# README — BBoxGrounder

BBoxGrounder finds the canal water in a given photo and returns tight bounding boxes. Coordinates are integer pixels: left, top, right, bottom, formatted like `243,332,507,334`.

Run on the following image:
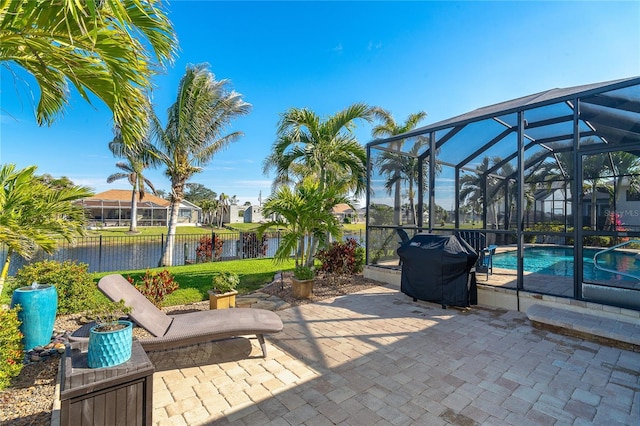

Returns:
2,232,364,275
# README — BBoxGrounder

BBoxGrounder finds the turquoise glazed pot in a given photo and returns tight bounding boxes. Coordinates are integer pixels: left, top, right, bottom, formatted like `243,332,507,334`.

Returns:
10,284,58,351
87,320,133,368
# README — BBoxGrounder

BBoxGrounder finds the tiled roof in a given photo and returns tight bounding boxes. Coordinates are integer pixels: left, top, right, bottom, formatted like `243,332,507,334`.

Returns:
332,203,355,214
83,189,171,207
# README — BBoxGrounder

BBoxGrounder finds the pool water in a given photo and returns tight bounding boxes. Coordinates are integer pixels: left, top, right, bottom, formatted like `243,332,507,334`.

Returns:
491,246,640,282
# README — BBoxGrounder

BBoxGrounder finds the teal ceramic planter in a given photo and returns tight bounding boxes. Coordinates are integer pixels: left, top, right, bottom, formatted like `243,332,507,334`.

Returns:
87,320,133,368
10,284,58,351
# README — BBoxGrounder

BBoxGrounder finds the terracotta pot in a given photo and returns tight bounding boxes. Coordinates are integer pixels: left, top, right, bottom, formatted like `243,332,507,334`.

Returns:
291,278,314,299
207,289,238,309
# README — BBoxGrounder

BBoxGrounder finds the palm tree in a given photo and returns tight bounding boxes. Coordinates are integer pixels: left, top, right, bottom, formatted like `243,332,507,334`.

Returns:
107,130,158,233
263,104,374,264
371,109,427,225
537,147,624,230
0,164,93,280
151,64,251,266
217,193,230,228
0,1,177,147
258,178,350,267
199,199,217,225
375,136,428,226
263,103,374,196
460,156,505,228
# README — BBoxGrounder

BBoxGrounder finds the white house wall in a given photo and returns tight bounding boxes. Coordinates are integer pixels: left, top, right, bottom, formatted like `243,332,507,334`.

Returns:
615,178,640,229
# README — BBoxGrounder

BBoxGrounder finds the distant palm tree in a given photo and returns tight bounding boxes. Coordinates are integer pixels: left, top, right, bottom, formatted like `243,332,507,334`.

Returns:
375,137,428,226
151,64,251,266
199,199,217,225
537,147,640,230
0,0,177,147
217,193,230,228
371,109,427,225
0,164,93,280
460,156,507,228
107,129,158,233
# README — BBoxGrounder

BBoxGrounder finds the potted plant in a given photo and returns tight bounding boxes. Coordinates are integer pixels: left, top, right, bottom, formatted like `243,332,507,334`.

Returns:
292,265,315,299
208,271,239,309
86,300,133,369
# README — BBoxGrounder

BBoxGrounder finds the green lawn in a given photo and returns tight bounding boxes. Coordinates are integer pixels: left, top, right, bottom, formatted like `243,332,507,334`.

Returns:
88,222,365,236
225,223,261,231
86,225,246,236
341,223,365,233
93,258,295,307
1,258,295,310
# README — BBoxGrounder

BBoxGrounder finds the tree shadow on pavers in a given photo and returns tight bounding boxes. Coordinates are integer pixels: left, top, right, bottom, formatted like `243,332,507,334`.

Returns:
179,287,640,425
270,287,468,367
148,337,260,372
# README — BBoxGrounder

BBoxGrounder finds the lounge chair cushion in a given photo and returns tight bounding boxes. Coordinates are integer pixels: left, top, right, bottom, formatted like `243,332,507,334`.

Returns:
140,308,283,352
98,274,172,337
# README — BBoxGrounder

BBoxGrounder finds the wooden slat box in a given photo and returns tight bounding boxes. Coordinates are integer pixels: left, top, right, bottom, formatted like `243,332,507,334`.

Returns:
60,340,154,426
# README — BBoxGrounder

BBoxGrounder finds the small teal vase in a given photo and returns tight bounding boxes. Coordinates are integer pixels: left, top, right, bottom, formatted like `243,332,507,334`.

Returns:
11,284,58,351
87,320,133,368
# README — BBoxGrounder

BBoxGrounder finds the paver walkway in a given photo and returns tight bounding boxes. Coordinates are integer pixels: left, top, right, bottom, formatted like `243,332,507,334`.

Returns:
150,285,640,425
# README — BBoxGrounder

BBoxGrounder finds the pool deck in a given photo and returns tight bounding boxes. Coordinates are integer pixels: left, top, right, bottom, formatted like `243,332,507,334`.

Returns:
137,283,638,424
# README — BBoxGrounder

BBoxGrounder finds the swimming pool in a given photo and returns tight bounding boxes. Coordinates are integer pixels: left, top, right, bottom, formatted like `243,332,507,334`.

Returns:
491,246,640,282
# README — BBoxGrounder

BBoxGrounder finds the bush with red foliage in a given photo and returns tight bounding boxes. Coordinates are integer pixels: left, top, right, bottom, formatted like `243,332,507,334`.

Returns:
316,238,365,281
127,269,178,308
195,235,224,262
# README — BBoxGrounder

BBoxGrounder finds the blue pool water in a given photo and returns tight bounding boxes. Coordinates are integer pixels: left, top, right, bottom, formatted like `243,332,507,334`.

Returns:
492,246,640,282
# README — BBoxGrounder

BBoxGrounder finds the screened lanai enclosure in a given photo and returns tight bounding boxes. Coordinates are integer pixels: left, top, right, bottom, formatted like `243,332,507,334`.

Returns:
366,77,640,311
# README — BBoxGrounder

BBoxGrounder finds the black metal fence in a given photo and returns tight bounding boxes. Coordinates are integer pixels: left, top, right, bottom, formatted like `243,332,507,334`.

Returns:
3,230,364,275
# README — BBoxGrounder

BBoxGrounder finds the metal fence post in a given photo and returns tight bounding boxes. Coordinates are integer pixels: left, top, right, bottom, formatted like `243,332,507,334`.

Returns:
184,242,188,264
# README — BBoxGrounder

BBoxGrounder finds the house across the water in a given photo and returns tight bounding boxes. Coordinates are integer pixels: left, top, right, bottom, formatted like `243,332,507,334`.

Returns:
76,189,201,227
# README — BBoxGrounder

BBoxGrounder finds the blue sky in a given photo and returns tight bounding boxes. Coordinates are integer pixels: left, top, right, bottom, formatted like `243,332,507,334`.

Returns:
1,1,639,206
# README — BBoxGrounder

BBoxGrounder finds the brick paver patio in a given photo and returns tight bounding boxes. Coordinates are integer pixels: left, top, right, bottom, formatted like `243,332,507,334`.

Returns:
150,285,640,425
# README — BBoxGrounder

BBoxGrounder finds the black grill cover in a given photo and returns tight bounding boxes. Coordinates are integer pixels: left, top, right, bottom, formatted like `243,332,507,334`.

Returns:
397,233,479,308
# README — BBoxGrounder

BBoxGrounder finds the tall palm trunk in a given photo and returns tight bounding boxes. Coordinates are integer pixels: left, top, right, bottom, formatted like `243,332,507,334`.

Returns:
130,186,139,232
160,200,180,266
408,179,416,226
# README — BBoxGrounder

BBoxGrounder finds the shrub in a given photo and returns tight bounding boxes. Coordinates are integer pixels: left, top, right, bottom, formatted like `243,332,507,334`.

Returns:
583,233,612,248
242,232,268,259
14,260,95,314
316,238,365,277
127,269,178,308
195,235,224,262
0,307,24,390
293,265,315,280
87,300,131,332
211,271,239,293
